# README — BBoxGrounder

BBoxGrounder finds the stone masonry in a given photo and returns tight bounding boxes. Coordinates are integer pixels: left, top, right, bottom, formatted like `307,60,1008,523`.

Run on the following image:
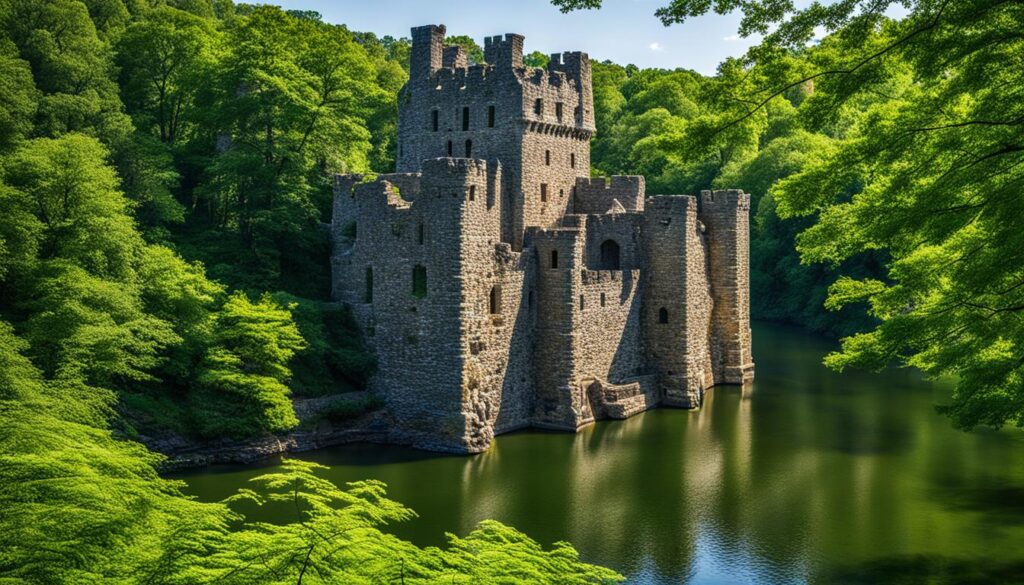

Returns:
331,24,754,453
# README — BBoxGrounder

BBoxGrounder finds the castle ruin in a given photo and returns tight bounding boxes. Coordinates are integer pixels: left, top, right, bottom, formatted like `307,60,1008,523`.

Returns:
331,25,754,453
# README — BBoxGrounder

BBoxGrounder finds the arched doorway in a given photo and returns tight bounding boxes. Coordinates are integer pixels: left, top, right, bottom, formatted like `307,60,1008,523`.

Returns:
600,239,621,270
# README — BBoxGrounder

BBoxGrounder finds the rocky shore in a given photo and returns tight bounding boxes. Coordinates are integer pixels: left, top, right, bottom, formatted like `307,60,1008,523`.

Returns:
142,393,391,471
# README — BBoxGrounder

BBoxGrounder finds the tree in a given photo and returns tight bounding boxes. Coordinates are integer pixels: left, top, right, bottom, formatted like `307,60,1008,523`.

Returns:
191,292,306,437
446,34,484,64
117,6,217,146
555,0,1024,430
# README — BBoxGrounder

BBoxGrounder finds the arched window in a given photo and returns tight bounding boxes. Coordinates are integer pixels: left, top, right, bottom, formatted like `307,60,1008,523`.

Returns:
600,292,606,307
432,109,439,132
659,307,669,324
489,286,501,314
365,267,373,303
469,185,476,201
600,239,621,270
462,106,470,131
545,150,551,166
412,265,427,298
570,152,576,169
550,250,558,269
417,223,425,245
488,105,496,127
465,139,472,158
579,294,585,311
447,140,453,156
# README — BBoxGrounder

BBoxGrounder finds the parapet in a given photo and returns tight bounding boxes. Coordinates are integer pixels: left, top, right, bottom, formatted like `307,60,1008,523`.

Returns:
575,176,645,214
411,24,446,80
443,45,468,69
484,33,524,69
699,189,751,211
646,194,699,214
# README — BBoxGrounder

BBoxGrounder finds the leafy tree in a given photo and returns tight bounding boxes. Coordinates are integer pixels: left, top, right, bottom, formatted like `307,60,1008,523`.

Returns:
556,0,1024,429
191,291,305,437
524,49,550,68
446,34,484,64
117,6,217,146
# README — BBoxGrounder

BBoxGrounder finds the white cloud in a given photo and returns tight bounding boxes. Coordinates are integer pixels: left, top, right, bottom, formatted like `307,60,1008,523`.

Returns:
723,34,740,42
648,42,664,52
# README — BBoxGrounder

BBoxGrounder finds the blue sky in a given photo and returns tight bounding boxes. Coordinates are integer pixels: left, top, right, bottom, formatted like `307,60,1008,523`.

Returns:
265,0,763,74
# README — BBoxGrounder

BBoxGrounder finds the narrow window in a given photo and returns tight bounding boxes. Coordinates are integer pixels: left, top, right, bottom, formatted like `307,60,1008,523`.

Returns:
545,150,551,166
462,106,470,131
447,140,453,156
469,185,476,201
540,183,548,203
559,188,564,198
488,105,495,127
528,290,535,308
550,250,558,269
600,292,606,307
412,265,427,298
432,110,439,132
556,102,564,122
365,267,373,303
570,152,576,169
659,307,669,324
534,98,543,116
489,286,501,314
417,223,425,245
579,294,585,311
465,139,472,158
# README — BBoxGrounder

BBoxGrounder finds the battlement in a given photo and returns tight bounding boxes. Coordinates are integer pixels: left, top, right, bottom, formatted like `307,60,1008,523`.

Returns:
699,189,751,211
575,176,645,214
646,194,700,213
484,33,524,69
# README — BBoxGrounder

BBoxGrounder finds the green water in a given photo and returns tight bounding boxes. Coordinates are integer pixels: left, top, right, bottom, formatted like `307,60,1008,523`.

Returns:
175,324,1024,583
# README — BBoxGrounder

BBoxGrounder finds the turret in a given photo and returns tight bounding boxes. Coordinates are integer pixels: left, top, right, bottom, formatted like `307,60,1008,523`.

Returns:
549,52,595,131
484,34,524,69
411,24,445,81
699,190,754,384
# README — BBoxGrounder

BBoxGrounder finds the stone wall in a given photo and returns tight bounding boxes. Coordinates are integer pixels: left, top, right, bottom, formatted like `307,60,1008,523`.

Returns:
699,189,755,385
574,176,646,215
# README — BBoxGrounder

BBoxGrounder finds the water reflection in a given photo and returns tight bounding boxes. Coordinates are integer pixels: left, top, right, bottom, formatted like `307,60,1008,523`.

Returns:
175,324,1024,584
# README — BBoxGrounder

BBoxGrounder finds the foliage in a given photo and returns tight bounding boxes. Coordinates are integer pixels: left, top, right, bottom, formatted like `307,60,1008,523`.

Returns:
446,34,484,64
191,292,305,437
558,0,1024,430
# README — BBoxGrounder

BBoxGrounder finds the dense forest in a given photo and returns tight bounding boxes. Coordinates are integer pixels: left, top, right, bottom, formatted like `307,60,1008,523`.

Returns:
2,0,1021,581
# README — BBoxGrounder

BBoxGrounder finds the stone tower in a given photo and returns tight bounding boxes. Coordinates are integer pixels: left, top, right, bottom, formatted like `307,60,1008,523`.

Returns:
331,25,753,453
398,24,595,249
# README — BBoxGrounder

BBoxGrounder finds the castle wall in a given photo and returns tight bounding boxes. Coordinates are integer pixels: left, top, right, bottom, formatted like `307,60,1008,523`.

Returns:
575,176,645,214
529,227,585,429
643,195,714,407
574,269,645,391
516,128,590,248
699,190,755,384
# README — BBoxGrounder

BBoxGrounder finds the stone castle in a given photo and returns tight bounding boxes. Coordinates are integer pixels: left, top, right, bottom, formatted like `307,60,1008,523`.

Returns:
331,24,753,453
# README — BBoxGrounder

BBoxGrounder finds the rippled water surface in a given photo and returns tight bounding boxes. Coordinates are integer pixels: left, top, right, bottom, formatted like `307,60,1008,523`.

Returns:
175,324,1024,583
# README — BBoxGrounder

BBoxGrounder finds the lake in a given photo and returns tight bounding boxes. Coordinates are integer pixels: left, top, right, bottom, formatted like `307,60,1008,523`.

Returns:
174,323,1024,583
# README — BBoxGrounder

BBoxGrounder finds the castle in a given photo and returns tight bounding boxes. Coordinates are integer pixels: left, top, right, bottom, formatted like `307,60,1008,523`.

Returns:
331,25,754,453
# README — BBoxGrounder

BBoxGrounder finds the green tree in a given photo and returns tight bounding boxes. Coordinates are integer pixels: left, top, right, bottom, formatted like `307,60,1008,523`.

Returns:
191,291,306,437
556,0,1024,429
446,34,484,64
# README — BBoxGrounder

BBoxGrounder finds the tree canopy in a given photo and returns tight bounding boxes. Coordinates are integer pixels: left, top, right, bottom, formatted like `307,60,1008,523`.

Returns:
556,0,1024,429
